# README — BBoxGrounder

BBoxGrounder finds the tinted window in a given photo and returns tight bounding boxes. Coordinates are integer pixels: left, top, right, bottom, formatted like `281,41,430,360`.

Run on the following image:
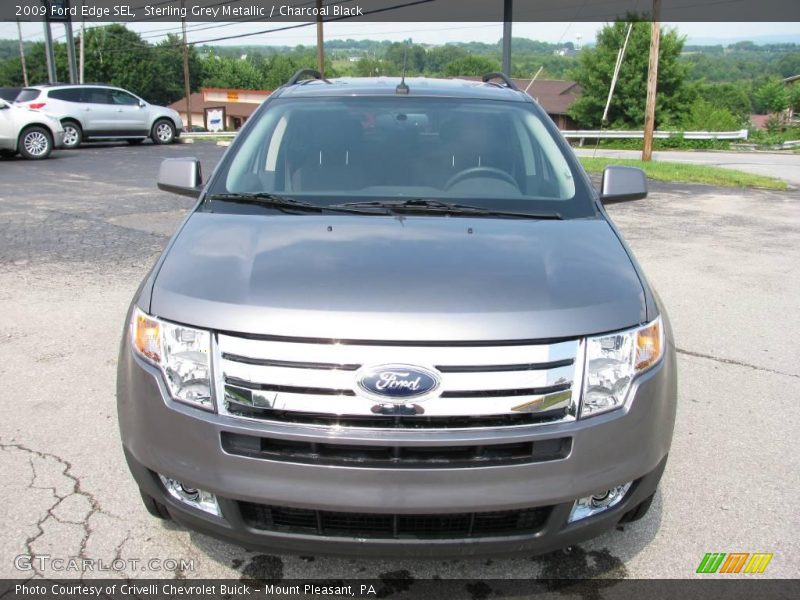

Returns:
15,89,41,103
210,96,592,217
109,89,140,105
85,87,112,104
49,88,83,102
0,87,22,102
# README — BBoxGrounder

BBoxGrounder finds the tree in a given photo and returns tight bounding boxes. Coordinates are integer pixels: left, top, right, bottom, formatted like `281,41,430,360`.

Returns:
443,55,500,77
148,34,202,106
425,46,467,74
384,42,426,74
689,81,751,124
201,54,264,89
681,98,742,131
790,84,800,113
0,41,70,86
82,25,154,99
568,20,689,129
754,78,790,114
354,57,388,77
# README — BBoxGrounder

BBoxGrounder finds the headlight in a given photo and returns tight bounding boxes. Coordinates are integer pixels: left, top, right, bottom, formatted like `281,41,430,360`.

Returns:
581,316,664,418
131,308,213,410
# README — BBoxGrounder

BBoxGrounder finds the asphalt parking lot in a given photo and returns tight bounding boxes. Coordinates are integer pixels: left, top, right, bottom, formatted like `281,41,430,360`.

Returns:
1,143,798,583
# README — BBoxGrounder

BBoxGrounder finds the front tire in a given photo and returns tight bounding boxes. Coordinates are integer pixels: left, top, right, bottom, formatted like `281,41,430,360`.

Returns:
61,120,82,149
151,119,176,145
18,126,53,160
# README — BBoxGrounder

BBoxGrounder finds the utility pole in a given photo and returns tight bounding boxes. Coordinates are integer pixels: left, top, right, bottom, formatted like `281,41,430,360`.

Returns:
502,0,512,76
42,19,57,84
642,0,661,162
64,20,78,84
181,0,192,130
79,1,85,83
16,18,29,87
316,0,324,76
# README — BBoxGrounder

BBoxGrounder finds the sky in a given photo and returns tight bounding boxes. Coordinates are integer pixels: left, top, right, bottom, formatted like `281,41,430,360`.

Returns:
2,21,800,47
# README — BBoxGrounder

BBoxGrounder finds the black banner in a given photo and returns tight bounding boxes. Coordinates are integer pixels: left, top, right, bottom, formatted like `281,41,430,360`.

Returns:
5,0,800,23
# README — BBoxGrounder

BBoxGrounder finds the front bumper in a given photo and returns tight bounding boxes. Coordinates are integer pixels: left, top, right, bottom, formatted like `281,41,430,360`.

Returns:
117,327,677,558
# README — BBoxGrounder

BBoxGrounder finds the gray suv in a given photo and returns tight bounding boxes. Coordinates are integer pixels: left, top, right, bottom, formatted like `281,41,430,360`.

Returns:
117,71,676,557
16,84,182,148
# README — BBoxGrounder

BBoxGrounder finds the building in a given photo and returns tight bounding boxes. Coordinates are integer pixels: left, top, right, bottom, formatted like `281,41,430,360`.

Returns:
168,88,271,131
461,77,581,129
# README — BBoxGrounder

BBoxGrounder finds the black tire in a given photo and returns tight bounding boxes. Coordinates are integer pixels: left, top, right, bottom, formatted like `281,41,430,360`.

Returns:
619,493,655,523
126,138,145,145
61,120,82,149
18,126,53,160
151,119,176,145
139,490,172,520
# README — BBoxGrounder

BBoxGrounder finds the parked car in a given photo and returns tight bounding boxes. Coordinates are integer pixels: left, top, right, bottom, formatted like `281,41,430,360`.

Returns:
0,97,63,159
16,84,182,148
0,87,22,102
117,71,676,557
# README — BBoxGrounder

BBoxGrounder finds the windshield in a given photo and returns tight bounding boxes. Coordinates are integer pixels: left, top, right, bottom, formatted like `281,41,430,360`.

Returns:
207,96,594,218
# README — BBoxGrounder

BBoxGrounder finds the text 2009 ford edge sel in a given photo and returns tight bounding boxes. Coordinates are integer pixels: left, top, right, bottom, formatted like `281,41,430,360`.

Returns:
117,71,677,557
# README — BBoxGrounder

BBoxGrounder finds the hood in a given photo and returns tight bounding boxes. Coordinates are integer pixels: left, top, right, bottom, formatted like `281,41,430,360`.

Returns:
150,213,646,341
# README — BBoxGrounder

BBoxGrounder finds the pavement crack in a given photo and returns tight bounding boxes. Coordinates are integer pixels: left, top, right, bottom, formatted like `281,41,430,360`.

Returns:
0,440,122,576
676,347,799,379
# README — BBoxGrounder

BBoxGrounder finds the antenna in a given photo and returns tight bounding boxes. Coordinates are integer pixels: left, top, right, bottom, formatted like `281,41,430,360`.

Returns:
396,45,409,95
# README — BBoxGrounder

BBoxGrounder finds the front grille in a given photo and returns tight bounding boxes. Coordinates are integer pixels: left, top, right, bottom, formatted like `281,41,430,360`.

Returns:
239,502,552,539
221,431,571,468
223,404,569,429
216,333,583,429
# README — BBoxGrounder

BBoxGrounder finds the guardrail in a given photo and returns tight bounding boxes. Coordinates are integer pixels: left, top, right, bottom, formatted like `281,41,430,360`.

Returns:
562,129,749,141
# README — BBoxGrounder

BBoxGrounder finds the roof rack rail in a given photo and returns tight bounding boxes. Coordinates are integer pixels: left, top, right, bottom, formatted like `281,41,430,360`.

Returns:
481,72,520,91
286,69,331,86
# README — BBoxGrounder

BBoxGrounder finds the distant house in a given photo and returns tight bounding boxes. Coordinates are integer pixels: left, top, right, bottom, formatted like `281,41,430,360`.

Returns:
460,76,581,129
168,88,271,131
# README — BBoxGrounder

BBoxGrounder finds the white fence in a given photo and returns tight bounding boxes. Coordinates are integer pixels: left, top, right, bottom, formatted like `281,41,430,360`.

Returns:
562,129,749,141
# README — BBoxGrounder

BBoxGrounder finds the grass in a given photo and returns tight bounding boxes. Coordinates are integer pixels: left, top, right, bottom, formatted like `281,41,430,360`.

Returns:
579,157,788,191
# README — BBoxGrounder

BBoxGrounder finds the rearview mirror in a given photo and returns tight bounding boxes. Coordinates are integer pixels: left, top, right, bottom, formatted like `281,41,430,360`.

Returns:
157,158,203,198
600,166,647,204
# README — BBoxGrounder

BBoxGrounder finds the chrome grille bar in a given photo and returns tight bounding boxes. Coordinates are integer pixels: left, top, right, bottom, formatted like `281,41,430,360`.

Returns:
216,333,583,426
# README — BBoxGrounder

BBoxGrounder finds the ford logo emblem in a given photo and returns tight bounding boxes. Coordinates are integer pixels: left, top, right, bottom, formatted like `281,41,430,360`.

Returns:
355,364,441,403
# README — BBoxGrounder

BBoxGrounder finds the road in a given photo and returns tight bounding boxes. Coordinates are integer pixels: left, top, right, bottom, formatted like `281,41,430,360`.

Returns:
574,148,800,187
0,144,799,585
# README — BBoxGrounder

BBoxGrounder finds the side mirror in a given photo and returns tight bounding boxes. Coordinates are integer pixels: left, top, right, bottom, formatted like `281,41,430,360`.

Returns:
0,102,9,110
138,100,146,108
157,158,203,198
600,166,647,204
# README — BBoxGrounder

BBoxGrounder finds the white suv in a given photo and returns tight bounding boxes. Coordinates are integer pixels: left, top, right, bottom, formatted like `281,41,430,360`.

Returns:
16,84,183,149
0,97,64,160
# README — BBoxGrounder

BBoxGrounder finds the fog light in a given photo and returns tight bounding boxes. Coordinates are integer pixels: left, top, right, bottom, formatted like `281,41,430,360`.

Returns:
159,475,220,516
568,482,632,523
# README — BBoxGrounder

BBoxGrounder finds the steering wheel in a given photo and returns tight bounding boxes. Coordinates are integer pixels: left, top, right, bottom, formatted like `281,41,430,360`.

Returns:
445,166,519,190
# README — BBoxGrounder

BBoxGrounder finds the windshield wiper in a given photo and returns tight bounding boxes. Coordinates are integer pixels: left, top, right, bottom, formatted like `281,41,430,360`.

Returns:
207,193,390,215
332,198,562,220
